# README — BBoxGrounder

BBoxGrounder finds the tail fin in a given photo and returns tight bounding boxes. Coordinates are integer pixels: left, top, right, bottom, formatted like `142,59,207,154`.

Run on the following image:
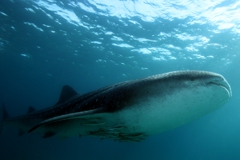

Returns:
0,102,10,134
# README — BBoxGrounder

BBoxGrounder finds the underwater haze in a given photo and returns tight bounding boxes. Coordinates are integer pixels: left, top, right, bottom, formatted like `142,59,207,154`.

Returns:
0,0,240,159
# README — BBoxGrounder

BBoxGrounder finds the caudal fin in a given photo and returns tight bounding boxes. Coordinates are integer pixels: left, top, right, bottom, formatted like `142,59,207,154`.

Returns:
1,102,10,120
0,102,10,134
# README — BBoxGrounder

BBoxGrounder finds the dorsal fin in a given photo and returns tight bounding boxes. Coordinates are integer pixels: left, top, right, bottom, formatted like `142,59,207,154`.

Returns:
55,85,78,105
27,106,36,114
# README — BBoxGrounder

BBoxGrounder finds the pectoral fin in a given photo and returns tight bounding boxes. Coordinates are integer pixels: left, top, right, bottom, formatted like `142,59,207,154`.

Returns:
28,108,104,133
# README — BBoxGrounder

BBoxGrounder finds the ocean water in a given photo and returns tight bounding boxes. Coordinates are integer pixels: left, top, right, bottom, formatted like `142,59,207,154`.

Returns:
0,0,240,159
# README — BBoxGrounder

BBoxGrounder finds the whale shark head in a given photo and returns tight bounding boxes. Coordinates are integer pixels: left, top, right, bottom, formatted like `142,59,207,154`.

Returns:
116,70,232,136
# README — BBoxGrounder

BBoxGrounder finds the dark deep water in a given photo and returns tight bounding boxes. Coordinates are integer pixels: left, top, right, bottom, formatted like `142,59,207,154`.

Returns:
0,0,240,159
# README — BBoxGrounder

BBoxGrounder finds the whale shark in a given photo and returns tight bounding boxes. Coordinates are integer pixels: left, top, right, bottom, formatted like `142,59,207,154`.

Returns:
0,70,232,142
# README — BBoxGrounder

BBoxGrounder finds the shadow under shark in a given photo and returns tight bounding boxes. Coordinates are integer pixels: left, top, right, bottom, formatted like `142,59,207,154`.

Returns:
0,70,232,142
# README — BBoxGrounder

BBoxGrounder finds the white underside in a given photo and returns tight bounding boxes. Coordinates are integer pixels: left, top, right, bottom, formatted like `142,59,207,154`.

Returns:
115,84,230,135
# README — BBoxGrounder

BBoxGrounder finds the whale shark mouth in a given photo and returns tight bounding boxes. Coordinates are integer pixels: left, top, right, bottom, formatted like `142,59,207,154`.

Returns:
206,81,232,97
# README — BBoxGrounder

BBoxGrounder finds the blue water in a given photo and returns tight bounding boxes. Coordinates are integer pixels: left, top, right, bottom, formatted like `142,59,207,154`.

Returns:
0,0,240,159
